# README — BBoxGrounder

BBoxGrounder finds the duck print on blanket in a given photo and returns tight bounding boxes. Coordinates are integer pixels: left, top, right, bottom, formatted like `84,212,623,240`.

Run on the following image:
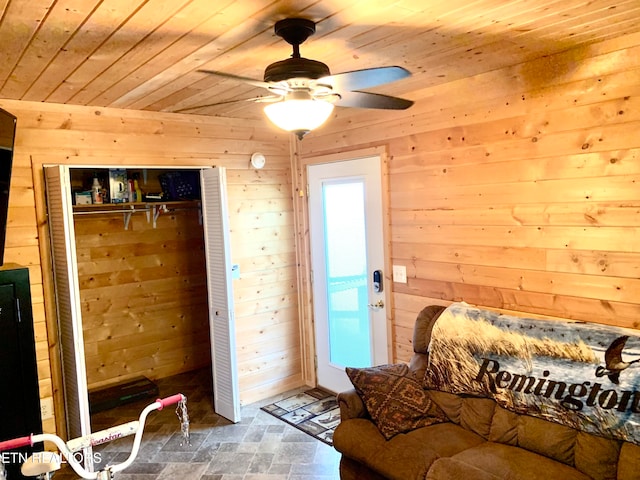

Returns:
424,302,640,445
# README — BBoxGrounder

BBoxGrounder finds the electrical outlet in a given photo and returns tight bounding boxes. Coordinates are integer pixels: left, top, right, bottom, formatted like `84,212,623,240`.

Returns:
392,265,407,284
40,397,54,420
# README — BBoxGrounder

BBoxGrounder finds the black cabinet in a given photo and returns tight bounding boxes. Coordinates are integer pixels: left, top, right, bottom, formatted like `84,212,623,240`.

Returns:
0,267,42,480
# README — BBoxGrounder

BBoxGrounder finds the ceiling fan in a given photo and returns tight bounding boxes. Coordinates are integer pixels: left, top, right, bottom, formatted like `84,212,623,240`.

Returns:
178,18,414,139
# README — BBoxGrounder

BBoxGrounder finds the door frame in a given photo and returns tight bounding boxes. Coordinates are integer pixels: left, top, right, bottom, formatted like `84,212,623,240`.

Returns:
291,146,393,387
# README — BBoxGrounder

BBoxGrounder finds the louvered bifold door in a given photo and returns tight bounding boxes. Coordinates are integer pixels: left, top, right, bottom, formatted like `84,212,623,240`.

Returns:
200,167,241,423
44,166,93,459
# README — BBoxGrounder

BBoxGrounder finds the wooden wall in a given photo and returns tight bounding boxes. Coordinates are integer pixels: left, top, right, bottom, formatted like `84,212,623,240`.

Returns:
4,28,640,437
0,99,299,435
74,202,210,390
297,32,640,365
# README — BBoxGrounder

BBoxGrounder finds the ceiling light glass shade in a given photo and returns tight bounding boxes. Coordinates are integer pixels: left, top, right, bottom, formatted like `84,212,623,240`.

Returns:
264,97,334,139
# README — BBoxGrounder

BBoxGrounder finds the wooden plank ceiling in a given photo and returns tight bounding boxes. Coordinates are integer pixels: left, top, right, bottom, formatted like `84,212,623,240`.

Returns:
1,0,640,121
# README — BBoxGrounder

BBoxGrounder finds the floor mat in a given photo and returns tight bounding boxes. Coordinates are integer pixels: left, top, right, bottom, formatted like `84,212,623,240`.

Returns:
261,388,339,446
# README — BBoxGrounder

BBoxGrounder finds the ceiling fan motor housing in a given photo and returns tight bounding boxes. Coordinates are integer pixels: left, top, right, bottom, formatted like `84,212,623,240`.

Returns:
265,18,331,83
264,57,330,82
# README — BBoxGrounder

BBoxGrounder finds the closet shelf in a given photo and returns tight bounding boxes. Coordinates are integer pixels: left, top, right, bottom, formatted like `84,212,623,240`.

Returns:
72,200,201,229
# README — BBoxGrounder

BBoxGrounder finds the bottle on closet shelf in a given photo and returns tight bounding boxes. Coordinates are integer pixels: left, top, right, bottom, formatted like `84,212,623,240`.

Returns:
91,177,103,204
127,179,135,202
134,178,143,202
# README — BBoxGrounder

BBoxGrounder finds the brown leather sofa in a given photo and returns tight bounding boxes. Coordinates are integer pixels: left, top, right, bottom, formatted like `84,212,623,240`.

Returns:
333,305,640,480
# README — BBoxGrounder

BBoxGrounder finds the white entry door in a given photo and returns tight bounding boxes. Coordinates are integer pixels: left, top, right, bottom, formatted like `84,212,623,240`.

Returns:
308,156,389,394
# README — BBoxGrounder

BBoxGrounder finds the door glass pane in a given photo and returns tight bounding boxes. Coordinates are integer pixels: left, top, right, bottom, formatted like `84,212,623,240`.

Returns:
322,180,371,368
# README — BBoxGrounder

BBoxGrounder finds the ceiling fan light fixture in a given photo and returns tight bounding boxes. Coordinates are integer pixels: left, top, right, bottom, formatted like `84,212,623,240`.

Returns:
195,19,413,131
263,95,334,139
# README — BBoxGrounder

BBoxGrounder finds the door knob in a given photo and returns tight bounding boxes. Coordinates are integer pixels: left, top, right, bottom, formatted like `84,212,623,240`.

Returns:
368,300,384,309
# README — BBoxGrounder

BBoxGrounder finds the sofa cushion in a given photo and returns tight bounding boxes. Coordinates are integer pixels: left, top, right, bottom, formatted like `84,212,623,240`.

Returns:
442,442,592,480
334,419,486,480
346,364,447,439
459,396,495,440
413,304,446,354
488,405,621,480
428,391,495,440
574,431,620,480
408,352,428,380
410,305,446,380
426,457,503,480
336,388,369,420
428,390,463,423
517,414,577,466
488,404,518,445
616,442,640,480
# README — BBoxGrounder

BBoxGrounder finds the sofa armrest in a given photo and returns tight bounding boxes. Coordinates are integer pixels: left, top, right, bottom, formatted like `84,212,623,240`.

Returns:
337,389,369,420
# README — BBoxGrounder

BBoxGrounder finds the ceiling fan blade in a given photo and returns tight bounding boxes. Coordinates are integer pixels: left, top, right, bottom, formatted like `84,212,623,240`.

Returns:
334,91,413,110
198,69,274,90
174,95,280,112
318,66,411,92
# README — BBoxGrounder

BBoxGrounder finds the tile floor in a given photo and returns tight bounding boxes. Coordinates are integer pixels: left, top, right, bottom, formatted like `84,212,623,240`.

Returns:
54,369,341,480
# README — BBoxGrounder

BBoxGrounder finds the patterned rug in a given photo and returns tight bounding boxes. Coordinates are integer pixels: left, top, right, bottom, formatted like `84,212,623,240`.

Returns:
261,388,340,445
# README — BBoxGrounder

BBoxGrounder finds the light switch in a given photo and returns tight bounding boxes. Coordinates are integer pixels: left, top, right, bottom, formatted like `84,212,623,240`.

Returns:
392,265,407,284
